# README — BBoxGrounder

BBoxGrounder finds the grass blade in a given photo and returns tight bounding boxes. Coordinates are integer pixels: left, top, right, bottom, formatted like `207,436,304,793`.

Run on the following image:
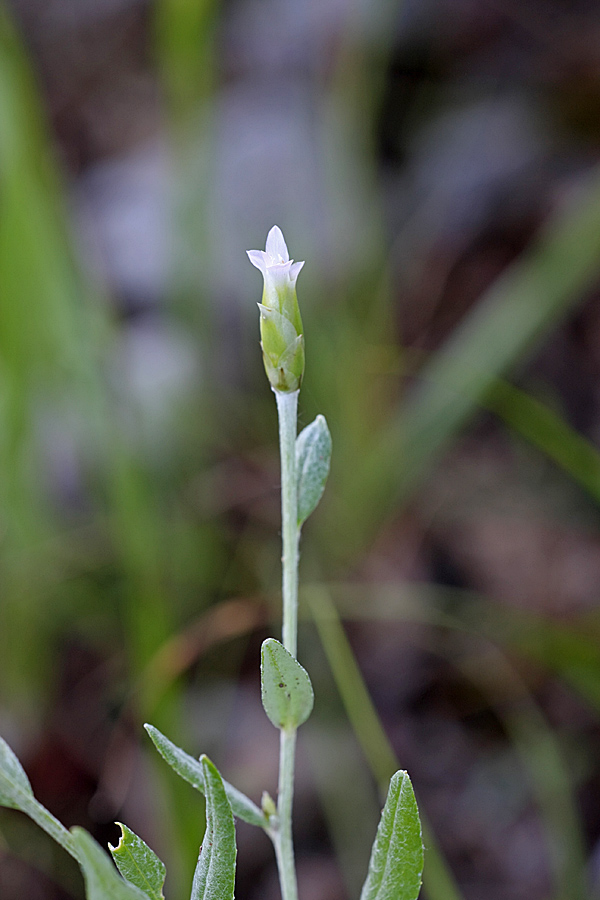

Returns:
362,167,600,524
308,585,464,900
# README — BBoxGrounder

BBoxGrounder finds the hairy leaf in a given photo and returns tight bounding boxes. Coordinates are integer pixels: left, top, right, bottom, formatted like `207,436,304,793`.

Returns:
261,638,314,730
0,735,33,809
360,771,423,900
0,735,77,858
110,823,166,900
190,756,236,900
296,415,331,526
71,828,150,900
144,724,266,828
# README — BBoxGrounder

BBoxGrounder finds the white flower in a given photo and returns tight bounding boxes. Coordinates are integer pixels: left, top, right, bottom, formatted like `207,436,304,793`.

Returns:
247,226,305,392
247,226,304,311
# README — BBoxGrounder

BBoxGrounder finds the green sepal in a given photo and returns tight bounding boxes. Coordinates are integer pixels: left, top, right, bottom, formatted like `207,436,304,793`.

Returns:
190,756,237,900
144,724,267,829
259,304,298,362
110,822,166,900
71,828,150,900
296,414,331,526
263,277,303,336
360,771,424,900
261,333,304,392
261,638,314,730
277,334,305,381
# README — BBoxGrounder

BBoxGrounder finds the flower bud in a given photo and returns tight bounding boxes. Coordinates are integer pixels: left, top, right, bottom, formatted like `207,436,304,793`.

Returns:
247,226,305,392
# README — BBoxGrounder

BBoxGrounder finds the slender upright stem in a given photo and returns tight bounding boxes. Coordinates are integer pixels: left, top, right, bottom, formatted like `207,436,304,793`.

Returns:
275,389,299,657
273,388,300,900
273,728,298,900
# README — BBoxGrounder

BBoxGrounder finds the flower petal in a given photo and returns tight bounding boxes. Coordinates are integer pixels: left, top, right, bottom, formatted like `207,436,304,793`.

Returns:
267,260,293,289
289,260,305,285
247,250,267,275
265,226,289,264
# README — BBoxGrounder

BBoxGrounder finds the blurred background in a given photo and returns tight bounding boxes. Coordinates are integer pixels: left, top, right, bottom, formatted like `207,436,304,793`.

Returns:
1,0,600,898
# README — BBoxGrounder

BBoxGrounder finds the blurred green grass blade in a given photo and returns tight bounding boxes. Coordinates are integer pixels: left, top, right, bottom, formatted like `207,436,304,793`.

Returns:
108,457,174,672
328,580,600,719
0,2,110,699
305,722,382,899
362,168,600,522
326,583,589,900
456,645,587,900
0,2,96,528
308,586,397,789
454,592,600,716
153,0,218,358
0,5,92,366
487,379,600,502
512,617,600,711
0,1,174,680
307,584,465,900
154,0,217,116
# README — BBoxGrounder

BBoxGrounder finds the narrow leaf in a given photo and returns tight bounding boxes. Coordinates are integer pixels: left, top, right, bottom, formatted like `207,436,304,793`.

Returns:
0,735,33,808
360,771,424,900
261,638,314,730
0,735,77,858
296,415,331,526
110,822,166,900
190,756,236,900
144,724,266,829
71,828,150,900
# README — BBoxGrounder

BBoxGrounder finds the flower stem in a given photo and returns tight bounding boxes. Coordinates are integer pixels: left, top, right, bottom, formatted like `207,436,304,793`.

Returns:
273,728,298,900
274,388,300,900
276,389,299,658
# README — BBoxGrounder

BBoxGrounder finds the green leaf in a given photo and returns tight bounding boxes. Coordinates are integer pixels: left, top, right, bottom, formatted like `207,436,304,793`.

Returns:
0,735,77,859
144,724,266,829
261,638,314,730
71,828,150,900
0,734,33,809
110,823,166,900
296,414,331,526
360,771,424,900
190,756,236,900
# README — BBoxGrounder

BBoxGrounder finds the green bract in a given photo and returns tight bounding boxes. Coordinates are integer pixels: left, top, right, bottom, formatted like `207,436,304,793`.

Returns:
247,226,305,392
